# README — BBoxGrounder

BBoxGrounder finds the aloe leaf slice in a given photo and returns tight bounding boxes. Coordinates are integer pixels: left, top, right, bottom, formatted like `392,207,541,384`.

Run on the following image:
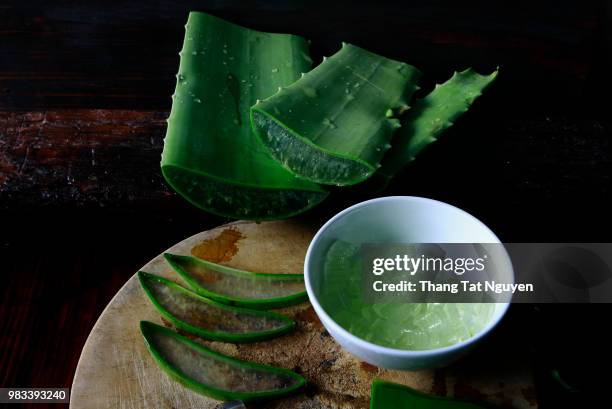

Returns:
140,321,305,402
161,11,328,220
164,253,307,309
371,379,488,409
138,272,295,342
378,68,498,181
251,43,422,186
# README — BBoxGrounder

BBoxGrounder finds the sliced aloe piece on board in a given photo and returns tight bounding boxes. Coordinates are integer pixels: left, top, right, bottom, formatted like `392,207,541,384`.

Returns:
251,43,422,186
164,253,307,309
378,68,498,182
161,11,328,220
140,321,305,402
138,272,295,342
370,379,488,409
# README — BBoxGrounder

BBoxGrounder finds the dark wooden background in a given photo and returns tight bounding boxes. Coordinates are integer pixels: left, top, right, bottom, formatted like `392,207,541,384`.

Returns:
1,1,610,408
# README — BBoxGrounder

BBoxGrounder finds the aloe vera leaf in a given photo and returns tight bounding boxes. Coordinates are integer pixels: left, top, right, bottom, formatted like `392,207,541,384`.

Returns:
370,379,488,409
251,43,422,186
140,321,305,402
161,11,328,220
164,253,307,309
138,272,295,342
378,68,498,181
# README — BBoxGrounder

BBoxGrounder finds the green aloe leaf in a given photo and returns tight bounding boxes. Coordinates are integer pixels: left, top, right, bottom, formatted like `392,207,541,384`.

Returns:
161,11,328,220
251,43,422,186
138,272,295,342
378,68,498,182
164,253,307,309
140,321,305,402
370,379,489,409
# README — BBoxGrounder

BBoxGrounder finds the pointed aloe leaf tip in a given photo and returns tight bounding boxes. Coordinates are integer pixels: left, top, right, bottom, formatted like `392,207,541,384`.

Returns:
378,68,498,180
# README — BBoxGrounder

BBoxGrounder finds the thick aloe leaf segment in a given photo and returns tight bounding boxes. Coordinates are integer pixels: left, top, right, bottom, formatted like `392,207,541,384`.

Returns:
164,253,307,309
378,68,498,181
138,272,295,342
161,12,328,220
251,43,422,186
140,321,305,402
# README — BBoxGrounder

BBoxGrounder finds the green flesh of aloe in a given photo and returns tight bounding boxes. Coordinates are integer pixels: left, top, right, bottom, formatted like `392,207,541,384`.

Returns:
378,68,498,181
161,11,328,220
319,241,494,350
251,43,422,186
140,321,305,402
164,253,307,309
138,272,295,342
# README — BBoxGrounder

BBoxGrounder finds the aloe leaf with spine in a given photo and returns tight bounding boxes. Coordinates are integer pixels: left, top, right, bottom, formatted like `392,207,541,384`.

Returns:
140,321,305,402
378,68,498,183
251,43,422,186
161,11,328,220
164,253,307,309
138,272,295,342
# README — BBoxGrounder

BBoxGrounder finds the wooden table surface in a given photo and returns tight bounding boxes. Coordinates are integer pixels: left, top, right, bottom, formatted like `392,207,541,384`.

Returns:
1,1,611,408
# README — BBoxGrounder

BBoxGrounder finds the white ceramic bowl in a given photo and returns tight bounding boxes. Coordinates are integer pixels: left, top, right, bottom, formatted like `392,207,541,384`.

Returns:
304,196,512,370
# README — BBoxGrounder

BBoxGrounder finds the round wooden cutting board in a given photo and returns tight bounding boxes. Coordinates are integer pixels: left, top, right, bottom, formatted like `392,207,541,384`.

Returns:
71,220,537,408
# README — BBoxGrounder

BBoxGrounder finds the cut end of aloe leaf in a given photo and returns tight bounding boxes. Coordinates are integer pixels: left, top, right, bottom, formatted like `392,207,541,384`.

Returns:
251,43,422,186
164,253,308,309
138,272,295,342
140,321,305,402
162,165,328,220
161,11,328,220
251,110,375,186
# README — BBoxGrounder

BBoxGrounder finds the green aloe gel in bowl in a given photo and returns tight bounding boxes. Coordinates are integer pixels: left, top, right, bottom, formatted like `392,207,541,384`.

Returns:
304,196,512,370
319,240,495,350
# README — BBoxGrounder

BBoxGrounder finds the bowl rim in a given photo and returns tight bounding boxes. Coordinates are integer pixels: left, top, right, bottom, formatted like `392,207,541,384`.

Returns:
304,195,512,358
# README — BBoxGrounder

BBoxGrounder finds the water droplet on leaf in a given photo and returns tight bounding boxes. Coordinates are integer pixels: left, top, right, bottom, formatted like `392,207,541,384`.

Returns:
302,87,317,98
322,118,337,129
